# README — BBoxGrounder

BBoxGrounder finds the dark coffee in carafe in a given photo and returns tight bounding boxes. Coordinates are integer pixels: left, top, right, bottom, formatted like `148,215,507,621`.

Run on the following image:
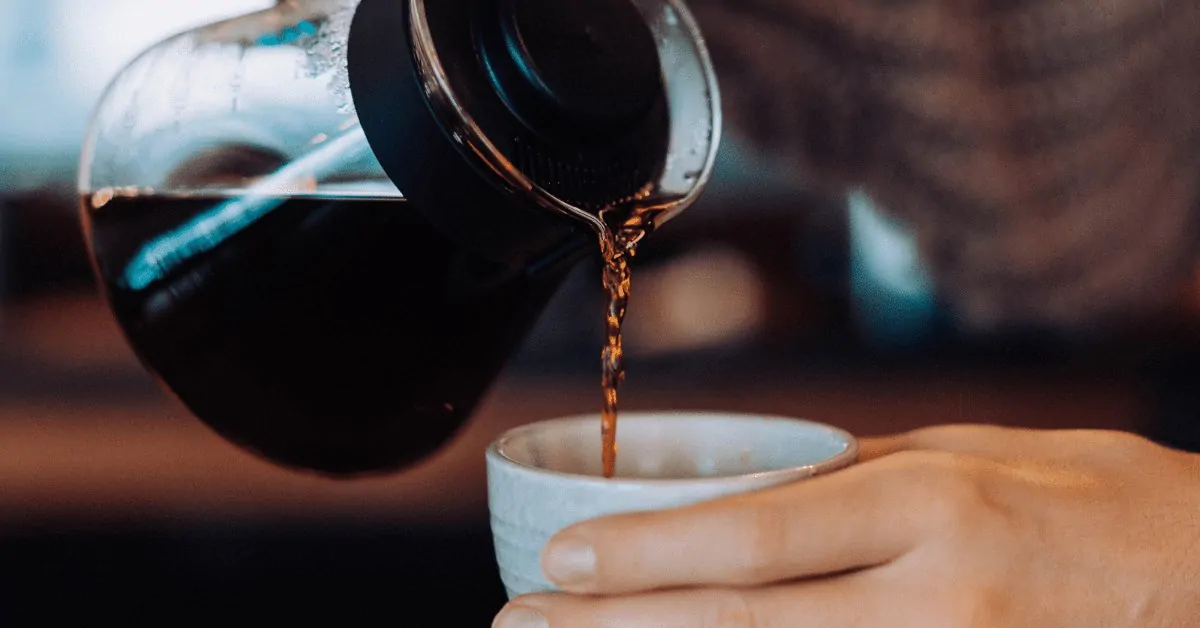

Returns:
83,189,581,475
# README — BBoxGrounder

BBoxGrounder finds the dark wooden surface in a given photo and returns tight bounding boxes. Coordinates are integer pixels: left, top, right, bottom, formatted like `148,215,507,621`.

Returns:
0,293,1154,627
0,295,1147,528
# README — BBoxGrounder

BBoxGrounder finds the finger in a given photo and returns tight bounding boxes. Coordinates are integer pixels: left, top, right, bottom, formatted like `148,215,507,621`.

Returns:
856,436,907,461
883,424,1105,463
541,457,926,595
855,425,1046,462
495,571,892,628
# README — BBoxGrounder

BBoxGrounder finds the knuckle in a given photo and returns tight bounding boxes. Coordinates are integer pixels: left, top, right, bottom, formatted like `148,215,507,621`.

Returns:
964,580,1012,628
1069,429,1165,468
886,450,996,535
904,424,981,448
924,482,988,536
703,590,766,628
741,500,794,583
1086,429,1156,454
881,449,966,486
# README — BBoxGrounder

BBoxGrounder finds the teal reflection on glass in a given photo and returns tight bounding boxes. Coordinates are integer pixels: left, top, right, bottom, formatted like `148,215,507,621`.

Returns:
120,193,286,291
121,128,372,291
257,20,318,46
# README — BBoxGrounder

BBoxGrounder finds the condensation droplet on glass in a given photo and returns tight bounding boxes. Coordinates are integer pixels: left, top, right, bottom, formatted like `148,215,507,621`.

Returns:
167,38,196,111
121,107,138,131
230,46,246,113
170,80,189,117
301,3,356,105
663,5,679,26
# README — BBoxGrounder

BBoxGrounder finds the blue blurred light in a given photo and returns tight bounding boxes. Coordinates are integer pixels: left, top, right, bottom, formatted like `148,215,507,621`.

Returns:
120,194,286,291
256,21,317,47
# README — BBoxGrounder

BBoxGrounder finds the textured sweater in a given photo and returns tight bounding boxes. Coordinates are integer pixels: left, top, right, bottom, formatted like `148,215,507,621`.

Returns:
688,0,1200,333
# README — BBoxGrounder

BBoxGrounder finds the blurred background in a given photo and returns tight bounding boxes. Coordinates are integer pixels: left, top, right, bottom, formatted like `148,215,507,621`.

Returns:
2,1,1198,625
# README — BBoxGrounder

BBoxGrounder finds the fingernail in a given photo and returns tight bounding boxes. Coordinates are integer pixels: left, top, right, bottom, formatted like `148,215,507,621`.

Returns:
542,535,597,587
493,606,549,628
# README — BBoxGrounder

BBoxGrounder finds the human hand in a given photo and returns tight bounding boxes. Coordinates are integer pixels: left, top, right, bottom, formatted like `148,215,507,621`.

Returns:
493,425,1200,627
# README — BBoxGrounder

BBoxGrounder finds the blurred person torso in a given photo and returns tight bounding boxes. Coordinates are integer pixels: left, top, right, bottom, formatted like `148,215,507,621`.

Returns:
688,0,1200,336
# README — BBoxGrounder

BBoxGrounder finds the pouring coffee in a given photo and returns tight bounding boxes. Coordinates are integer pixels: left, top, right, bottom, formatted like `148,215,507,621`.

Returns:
78,0,720,477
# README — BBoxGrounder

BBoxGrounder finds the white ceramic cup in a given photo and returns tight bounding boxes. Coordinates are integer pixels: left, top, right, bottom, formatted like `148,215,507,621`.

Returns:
486,411,858,599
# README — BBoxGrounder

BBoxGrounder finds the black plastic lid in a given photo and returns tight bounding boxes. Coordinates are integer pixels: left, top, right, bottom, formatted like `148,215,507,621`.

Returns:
347,0,671,265
476,0,663,142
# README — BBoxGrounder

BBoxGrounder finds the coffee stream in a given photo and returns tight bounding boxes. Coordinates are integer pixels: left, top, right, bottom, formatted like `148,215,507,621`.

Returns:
597,204,660,479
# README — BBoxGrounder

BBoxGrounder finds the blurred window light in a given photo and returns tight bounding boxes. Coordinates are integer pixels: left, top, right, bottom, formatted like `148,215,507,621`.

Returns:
625,246,767,356
848,191,938,346
1,0,271,190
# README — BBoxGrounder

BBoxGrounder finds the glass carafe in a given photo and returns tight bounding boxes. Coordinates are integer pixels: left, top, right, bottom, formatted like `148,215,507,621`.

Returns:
78,0,721,476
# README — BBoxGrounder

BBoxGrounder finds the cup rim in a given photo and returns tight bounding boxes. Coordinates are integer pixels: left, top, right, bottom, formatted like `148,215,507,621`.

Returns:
486,411,859,487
